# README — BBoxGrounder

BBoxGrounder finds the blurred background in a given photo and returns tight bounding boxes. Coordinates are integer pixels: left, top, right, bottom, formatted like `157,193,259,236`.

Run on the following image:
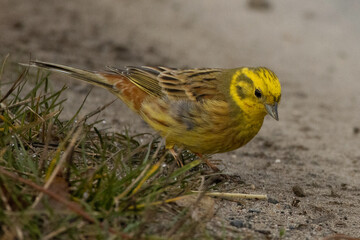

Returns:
1,0,360,237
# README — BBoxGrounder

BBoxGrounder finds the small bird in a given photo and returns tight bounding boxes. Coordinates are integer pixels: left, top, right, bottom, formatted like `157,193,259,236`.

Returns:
25,61,281,171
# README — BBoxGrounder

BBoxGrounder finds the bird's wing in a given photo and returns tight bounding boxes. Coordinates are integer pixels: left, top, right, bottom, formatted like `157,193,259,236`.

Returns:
108,66,226,101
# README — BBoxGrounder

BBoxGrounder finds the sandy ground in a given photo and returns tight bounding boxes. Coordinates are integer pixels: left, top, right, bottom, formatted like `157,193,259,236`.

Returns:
1,0,360,239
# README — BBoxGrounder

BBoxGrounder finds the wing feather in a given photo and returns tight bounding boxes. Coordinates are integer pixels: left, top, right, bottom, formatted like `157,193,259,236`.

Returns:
112,66,225,101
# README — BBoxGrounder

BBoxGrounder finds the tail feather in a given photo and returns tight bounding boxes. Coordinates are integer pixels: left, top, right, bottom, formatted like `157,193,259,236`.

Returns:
20,60,151,112
22,60,114,90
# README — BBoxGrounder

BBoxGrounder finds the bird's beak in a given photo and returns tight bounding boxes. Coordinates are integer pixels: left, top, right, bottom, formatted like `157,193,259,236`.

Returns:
265,102,279,121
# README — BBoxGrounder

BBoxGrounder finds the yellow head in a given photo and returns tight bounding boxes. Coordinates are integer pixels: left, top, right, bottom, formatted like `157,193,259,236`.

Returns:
229,67,281,120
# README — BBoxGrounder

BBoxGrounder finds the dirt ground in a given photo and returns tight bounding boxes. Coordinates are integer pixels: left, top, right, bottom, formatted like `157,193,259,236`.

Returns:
1,0,360,239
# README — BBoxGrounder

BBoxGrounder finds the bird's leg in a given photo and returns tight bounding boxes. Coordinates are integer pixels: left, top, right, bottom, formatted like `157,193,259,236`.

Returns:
196,153,220,172
169,148,184,167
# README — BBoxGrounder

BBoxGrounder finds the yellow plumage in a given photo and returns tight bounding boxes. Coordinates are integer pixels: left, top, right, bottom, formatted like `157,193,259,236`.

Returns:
140,67,281,154
24,61,281,170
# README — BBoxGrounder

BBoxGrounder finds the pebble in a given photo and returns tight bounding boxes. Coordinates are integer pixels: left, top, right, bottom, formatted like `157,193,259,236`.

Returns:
230,219,252,229
248,208,261,213
292,185,306,197
256,229,271,235
353,127,359,135
268,197,279,204
292,198,301,207
247,0,271,10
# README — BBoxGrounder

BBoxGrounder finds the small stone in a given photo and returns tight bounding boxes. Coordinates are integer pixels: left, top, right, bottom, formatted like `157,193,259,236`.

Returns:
256,229,271,235
330,189,340,198
296,224,308,230
275,159,281,163
230,219,251,229
292,185,306,197
353,127,359,135
292,198,301,207
83,192,89,198
247,0,271,10
248,209,261,213
335,221,347,228
13,21,24,30
268,197,279,204
230,220,244,228
284,204,292,209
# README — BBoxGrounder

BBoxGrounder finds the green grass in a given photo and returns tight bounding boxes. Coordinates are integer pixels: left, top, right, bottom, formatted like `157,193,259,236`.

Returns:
0,57,223,239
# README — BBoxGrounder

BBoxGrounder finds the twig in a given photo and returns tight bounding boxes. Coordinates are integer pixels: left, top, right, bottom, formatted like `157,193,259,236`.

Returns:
191,191,268,200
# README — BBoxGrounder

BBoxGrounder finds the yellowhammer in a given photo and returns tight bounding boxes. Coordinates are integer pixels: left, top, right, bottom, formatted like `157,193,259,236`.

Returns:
25,61,281,171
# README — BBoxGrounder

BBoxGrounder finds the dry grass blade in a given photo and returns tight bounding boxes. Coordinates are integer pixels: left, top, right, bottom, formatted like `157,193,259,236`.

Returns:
0,93,52,111
77,98,117,125
0,53,10,80
41,226,69,240
0,68,27,104
130,155,165,196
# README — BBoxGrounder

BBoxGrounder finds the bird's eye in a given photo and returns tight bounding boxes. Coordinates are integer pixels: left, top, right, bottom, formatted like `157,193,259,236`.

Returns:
255,89,262,98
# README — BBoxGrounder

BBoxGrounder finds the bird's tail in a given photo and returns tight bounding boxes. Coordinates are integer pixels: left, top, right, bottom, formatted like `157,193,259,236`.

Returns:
21,60,114,90
20,60,149,112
